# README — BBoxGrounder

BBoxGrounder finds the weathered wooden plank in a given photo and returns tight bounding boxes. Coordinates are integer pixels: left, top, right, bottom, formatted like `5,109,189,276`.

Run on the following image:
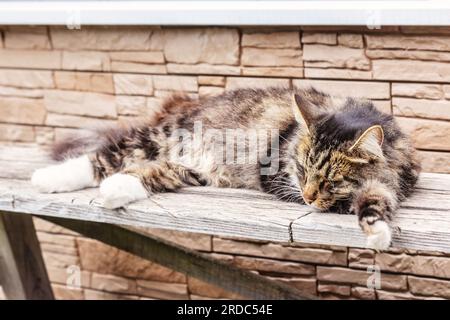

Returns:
41,216,313,300
0,144,52,164
291,208,450,252
0,211,54,300
0,143,449,252
0,179,307,242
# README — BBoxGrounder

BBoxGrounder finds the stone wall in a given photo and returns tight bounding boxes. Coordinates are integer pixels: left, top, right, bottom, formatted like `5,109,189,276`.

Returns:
0,26,449,300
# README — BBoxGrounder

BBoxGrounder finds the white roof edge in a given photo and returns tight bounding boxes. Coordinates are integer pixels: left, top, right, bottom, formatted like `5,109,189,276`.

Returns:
0,1,449,26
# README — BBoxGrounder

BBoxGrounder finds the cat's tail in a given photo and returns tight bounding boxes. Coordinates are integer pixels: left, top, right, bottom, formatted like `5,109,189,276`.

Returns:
51,93,197,161
50,124,137,161
50,128,110,161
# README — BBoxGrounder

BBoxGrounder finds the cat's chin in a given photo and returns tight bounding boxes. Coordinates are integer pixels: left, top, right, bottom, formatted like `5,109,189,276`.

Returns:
306,203,330,212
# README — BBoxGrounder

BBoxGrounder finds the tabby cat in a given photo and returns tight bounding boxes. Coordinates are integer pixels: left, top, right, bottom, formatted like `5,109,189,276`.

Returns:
31,87,421,250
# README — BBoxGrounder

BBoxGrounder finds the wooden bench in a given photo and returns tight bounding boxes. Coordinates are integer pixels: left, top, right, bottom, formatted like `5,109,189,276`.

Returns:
0,143,449,300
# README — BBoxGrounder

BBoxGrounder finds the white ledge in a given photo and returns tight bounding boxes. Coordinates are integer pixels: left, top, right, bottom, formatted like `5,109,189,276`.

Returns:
0,1,449,26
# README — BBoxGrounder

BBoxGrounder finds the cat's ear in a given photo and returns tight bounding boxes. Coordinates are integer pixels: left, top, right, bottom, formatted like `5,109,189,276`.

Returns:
292,94,321,131
348,125,384,160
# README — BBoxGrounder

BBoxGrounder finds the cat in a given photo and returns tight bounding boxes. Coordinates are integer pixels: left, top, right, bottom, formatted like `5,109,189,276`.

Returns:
31,87,421,250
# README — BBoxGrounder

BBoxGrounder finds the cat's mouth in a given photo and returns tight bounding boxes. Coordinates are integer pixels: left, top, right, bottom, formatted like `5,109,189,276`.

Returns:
306,199,334,212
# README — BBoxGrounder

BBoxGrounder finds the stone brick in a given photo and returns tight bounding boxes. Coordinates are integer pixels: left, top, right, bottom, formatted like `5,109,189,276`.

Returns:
302,33,337,45
47,266,91,288
226,77,290,90
0,124,35,142
366,49,450,62
154,90,198,100
318,283,350,296
152,75,198,92
77,238,186,283
372,59,450,82
372,100,392,114
198,76,225,87
366,34,450,51
43,252,80,269
188,277,243,299
0,97,46,124
396,117,450,151
143,228,212,252
187,277,244,299
52,284,84,300
338,34,364,48
163,28,239,65
91,273,137,294
53,127,93,142
51,27,161,51
293,79,390,99
233,256,316,276
376,253,450,279
198,86,225,97
418,151,450,174
0,86,44,98
62,51,111,71
304,68,371,80
4,27,51,49
444,85,450,99
242,32,301,48
46,114,117,129
116,96,147,116
38,232,77,255
110,61,167,74
54,71,114,94
392,83,444,100
376,290,442,300
0,49,61,69
0,70,54,89
317,266,407,290
242,48,302,67
35,126,56,145
84,289,139,300
268,276,317,297
375,253,413,273
44,90,117,118
84,289,140,300
213,238,347,266
166,63,240,75
408,276,450,299
113,74,153,96
242,67,304,77
110,51,165,64
393,98,450,120
351,286,376,300
303,44,370,70
348,249,375,269
137,280,189,300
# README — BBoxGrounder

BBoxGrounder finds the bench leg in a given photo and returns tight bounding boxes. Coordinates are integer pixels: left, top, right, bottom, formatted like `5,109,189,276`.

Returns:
0,212,54,300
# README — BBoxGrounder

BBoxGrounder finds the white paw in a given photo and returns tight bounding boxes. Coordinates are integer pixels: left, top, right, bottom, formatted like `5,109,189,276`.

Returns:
31,155,95,193
365,220,392,250
99,173,148,209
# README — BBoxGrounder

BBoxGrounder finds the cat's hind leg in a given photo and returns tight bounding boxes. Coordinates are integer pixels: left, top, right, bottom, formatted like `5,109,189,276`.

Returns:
100,161,205,209
31,155,98,193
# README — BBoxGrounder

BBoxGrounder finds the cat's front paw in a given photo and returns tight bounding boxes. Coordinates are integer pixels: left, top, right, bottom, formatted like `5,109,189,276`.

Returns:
359,214,392,250
99,173,148,209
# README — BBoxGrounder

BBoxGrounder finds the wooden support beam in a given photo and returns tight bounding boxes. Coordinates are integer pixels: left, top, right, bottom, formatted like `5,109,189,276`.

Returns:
0,211,53,300
42,215,314,300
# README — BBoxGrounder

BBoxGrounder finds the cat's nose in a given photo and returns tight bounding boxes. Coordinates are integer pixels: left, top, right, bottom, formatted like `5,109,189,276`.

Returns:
302,190,317,205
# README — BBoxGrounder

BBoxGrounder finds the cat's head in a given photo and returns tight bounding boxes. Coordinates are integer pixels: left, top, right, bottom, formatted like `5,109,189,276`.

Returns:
291,93,385,210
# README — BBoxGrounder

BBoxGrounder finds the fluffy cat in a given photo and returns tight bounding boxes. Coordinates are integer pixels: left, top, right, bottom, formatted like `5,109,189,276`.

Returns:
31,87,421,250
